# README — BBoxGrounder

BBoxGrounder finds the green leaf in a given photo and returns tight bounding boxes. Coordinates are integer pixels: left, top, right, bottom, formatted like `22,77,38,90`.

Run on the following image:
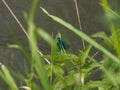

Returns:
92,32,114,49
0,64,18,90
78,45,92,66
81,80,110,90
37,28,54,46
28,2,51,89
111,24,120,58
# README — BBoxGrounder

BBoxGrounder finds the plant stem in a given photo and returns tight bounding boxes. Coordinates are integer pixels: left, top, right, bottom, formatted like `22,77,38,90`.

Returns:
74,0,85,49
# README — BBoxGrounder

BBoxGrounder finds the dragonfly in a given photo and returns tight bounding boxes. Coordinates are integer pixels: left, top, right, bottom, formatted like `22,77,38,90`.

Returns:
57,37,69,54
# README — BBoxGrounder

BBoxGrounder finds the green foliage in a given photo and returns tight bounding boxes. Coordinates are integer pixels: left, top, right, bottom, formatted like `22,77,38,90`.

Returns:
41,7,120,64
100,0,120,58
1,0,120,90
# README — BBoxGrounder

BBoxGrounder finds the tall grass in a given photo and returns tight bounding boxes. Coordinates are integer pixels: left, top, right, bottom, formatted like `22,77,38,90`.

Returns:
0,0,120,90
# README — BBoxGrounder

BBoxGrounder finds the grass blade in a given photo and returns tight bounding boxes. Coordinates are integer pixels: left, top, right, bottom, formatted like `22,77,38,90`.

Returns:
0,64,18,90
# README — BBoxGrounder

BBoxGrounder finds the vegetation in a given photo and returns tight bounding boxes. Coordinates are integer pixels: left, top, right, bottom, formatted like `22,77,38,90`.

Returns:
1,0,120,90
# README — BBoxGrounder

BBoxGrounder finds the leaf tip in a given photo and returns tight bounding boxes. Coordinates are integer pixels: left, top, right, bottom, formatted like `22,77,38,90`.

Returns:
40,7,49,15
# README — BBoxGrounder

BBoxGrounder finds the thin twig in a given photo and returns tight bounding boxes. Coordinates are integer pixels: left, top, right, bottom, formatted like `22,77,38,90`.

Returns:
2,0,50,64
74,0,85,49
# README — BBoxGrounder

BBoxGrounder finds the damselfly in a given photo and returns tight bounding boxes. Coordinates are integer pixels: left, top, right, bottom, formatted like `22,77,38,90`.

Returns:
57,37,69,54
